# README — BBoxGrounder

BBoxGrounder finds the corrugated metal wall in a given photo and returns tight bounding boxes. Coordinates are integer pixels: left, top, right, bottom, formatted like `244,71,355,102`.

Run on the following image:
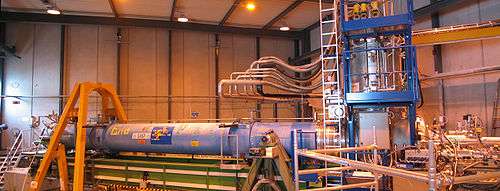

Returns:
2,23,61,148
1,24,297,149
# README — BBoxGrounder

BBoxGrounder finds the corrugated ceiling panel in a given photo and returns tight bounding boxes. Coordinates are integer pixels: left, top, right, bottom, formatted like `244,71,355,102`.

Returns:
114,0,173,18
1,0,45,10
57,0,112,14
276,1,319,30
226,0,294,28
178,0,233,24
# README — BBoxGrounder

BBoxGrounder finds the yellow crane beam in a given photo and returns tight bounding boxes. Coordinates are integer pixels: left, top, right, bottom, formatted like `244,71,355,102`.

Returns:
413,25,500,46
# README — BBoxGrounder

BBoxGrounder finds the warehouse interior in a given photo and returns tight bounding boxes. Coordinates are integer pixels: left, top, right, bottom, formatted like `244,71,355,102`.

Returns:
0,0,499,190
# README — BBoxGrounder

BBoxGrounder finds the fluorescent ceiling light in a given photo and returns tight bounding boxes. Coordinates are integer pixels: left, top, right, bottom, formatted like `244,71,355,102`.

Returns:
279,26,290,31
177,17,189,22
47,7,61,15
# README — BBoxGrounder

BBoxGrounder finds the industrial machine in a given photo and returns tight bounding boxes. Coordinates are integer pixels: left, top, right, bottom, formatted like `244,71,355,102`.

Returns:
7,1,500,191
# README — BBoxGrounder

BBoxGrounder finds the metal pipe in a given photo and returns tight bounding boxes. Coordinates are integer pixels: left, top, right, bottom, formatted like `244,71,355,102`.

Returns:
450,171,500,185
312,145,377,154
298,167,353,175
428,139,437,191
421,65,500,81
293,130,299,191
298,150,430,183
301,181,377,191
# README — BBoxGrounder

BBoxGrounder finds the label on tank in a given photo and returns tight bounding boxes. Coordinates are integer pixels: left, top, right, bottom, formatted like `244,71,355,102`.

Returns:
132,132,151,140
151,126,174,145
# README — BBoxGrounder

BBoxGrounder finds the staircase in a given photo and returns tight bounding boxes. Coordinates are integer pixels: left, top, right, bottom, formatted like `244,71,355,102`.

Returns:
0,132,23,189
492,79,500,136
318,0,344,188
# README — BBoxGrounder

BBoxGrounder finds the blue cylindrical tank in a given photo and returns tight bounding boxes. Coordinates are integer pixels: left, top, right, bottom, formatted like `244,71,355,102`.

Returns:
63,122,317,156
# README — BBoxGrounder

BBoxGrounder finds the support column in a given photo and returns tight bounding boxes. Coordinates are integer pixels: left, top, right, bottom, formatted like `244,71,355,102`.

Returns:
255,37,262,120
215,34,221,121
0,23,5,149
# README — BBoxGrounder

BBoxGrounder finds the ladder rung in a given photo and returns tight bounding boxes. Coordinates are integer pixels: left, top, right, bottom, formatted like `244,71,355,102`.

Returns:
322,32,336,36
324,81,338,85
322,44,337,48
322,56,338,60
323,69,338,72
322,20,336,24
320,8,335,12
324,119,340,123
326,133,340,136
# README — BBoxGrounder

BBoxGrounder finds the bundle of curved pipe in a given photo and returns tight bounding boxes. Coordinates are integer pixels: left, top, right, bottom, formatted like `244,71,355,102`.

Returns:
218,56,324,102
218,20,341,102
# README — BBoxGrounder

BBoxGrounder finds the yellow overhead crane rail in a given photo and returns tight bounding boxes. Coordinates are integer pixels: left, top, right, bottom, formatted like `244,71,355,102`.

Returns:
29,82,128,191
413,20,500,46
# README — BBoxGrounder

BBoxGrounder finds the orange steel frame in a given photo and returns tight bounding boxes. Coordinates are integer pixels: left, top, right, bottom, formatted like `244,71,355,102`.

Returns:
29,82,127,191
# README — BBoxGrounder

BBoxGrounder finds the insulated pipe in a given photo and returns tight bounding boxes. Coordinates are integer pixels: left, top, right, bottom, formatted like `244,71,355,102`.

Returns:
248,57,320,73
234,74,321,91
218,79,314,94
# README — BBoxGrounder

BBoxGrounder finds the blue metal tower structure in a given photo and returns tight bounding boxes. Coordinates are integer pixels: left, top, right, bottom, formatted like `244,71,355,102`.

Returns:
339,0,420,147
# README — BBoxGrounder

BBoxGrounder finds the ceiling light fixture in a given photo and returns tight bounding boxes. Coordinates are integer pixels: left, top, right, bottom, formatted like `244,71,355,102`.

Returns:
177,17,189,22
279,26,290,31
246,2,256,11
177,12,189,22
278,20,290,31
47,6,61,15
41,0,61,15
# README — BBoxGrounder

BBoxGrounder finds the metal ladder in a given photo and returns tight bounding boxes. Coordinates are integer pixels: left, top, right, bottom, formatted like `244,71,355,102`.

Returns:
492,79,500,136
319,0,344,188
0,132,23,189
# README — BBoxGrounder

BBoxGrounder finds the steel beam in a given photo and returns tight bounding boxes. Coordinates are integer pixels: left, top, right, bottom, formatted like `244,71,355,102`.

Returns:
107,0,119,18
219,0,241,26
0,23,5,149
170,0,177,21
58,25,65,114
263,0,304,30
413,25,500,46
0,11,302,39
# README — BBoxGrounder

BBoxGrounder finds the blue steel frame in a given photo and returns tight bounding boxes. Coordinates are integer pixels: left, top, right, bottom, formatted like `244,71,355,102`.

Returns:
291,130,319,185
340,0,420,146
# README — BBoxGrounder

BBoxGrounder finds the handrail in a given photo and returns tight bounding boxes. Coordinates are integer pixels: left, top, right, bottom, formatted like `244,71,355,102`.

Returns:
0,132,23,181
